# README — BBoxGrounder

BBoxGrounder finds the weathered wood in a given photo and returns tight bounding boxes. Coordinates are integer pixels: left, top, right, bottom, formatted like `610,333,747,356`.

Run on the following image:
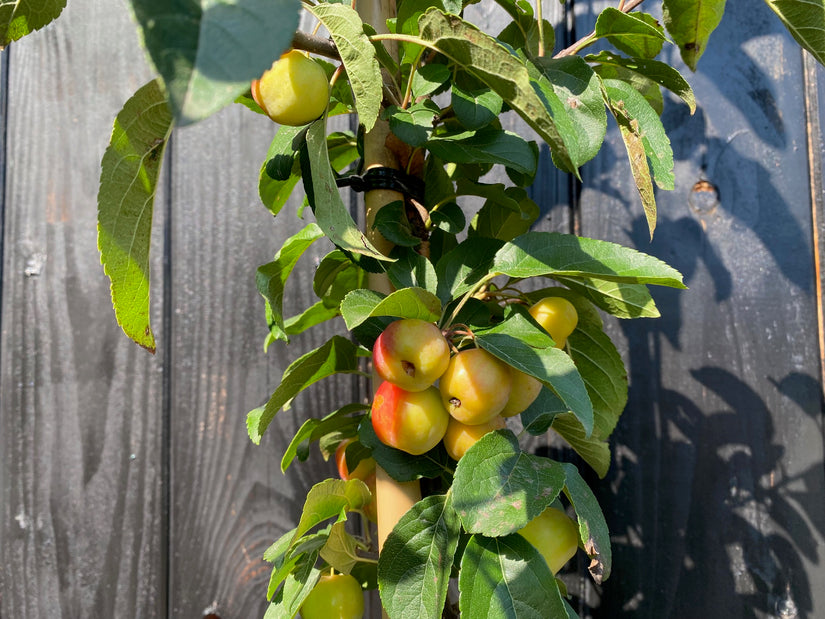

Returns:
166,110,359,617
576,1,825,617
2,1,825,618
0,1,164,617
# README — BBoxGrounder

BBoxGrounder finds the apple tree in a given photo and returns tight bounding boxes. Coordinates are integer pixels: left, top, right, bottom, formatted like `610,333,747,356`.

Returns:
3,0,823,617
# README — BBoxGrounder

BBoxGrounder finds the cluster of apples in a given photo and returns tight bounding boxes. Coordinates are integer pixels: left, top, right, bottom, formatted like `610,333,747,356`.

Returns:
370,296,579,461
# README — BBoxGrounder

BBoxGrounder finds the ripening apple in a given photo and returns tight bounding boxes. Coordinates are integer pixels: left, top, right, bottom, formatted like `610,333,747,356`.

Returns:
335,438,376,482
373,319,451,392
517,506,579,574
335,439,378,523
442,415,506,460
439,348,512,425
499,367,542,417
371,382,449,455
251,50,329,126
528,296,579,349
300,571,364,619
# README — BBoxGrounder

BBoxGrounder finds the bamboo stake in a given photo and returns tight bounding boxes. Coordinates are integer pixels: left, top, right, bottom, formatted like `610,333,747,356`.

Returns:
357,0,422,577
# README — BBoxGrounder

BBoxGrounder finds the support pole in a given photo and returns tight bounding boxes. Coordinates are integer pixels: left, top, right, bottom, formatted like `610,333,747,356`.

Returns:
357,0,422,591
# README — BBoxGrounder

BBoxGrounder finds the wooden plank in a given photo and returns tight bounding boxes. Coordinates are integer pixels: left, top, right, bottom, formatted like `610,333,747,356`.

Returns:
0,1,165,617
165,109,360,616
576,2,825,617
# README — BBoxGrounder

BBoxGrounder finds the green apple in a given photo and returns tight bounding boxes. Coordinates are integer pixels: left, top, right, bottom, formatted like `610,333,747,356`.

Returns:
517,506,579,574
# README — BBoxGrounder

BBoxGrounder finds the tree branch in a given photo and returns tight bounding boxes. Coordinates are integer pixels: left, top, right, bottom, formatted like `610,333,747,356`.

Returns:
554,0,646,58
291,30,340,60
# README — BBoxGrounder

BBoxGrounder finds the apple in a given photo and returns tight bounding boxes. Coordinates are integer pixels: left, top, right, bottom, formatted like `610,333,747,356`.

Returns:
300,572,364,619
334,439,377,523
528,296,578,349
251,50,329,126
442,415,506,460
335,438,376,482
371,382,449,455
373,318,450,392
499,368,542,417
517,506,579,574
438,348,512,425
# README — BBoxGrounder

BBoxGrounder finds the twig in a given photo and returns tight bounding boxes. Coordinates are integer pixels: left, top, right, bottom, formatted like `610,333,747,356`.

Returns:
553,0,646,58
291,30,339,60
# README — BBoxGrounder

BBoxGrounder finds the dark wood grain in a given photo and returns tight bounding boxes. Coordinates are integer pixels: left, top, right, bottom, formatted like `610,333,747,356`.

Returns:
2,1,825,619
575,2,825,618
0,1,165,617
165,109,360,617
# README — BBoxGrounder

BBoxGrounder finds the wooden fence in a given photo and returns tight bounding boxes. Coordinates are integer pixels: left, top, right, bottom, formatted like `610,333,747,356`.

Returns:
1,0,824,617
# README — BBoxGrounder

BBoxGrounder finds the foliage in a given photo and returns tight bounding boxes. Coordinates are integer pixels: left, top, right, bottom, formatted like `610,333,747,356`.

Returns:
4,0,823,617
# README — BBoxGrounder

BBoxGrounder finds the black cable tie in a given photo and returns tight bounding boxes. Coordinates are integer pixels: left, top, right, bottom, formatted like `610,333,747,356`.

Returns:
336,167,425,203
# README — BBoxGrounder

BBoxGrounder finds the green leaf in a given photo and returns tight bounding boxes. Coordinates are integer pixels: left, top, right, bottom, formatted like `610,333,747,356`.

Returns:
359,416,452,481
276,302,338,342
562,463,612,583
305,120,392,261
551,413,611,479
662,0,726,70
341,287,442,330
373,201,421,247
427,128,538,176
412,62,452,97
459,534,568,619
281,403,368,472
418,9,579,173
247,336,364,444
452,430,566,537
379,494,461,619
602,77,674,237
398,0,446,43
386,101,440,147
313,250,366,309
265,551,322,619
259,126,305,217
387,248,439,294
320,522,363,575
552,276,659,319
97,79,173,353
520,387,571,435
435,237,504,303
586,50,696,113
595,8,667,59
452,82,504,130
429,202,466,234
765,0,825,67
266,530,329,602
0,0,65,46
596,61,665,115
530,56,607,165
129,0,300,125
568,321,628,441
327,130,360,171
292,479,371,545
493,232,686,288
469,191,539,241
475,313,594,435
257,223,325,343
309,3,382,131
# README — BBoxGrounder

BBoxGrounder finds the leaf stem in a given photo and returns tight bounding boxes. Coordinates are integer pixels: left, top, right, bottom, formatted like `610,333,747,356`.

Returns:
442,272,498,329
370,33,440,53
554,0,646,58
402,47,426,108
536,0,545,57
